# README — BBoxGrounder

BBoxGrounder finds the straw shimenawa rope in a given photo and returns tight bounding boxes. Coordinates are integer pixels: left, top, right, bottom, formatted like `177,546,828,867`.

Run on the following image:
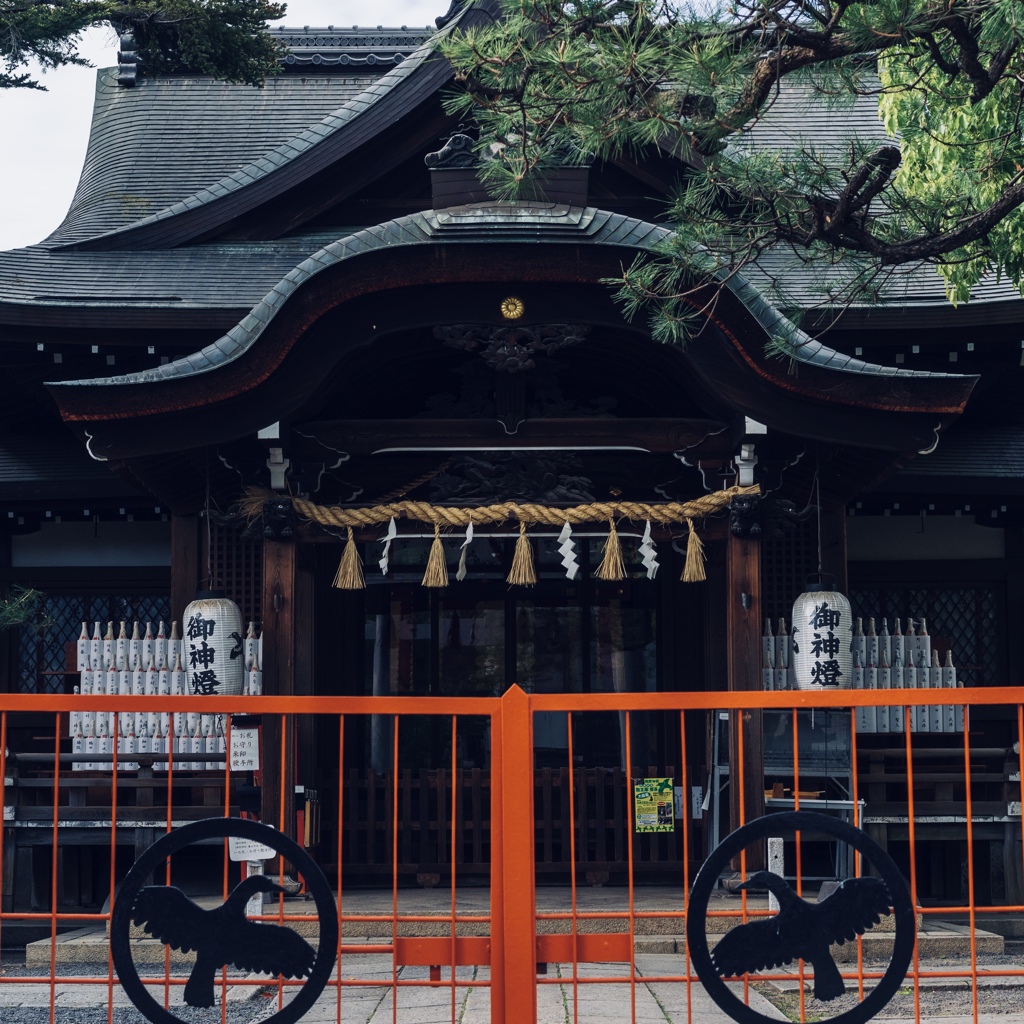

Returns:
240,485,758,531
241,484,759,587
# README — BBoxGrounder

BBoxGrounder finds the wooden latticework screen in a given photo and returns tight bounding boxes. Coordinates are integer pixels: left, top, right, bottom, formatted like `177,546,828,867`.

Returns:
760,516,818,626
207,524,263,627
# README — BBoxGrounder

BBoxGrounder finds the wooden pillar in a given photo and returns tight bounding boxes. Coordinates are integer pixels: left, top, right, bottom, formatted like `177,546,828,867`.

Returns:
0,532,12,693
170,513,202,626
726,523,765,865
260,538,314,837
293,545,317,808
1006,527,1024,687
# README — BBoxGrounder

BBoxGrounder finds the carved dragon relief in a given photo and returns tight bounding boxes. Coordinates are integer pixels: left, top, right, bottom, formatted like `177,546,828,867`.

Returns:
433,323,590,373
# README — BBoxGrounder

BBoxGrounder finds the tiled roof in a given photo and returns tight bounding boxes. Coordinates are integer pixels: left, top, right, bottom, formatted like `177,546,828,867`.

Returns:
47,203,962,391
48,9,478,252
9,6,1022,323
0,428,148,498
46,72,378,246
746,247,1024,310
737,80,890,154
893,425,1024,478
0,239,334,314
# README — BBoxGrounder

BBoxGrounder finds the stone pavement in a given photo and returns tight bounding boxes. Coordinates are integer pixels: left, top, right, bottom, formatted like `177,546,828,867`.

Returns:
5,940,1024,1019
6,955,1024,1022
0,953,788,1020
273,954,791,1024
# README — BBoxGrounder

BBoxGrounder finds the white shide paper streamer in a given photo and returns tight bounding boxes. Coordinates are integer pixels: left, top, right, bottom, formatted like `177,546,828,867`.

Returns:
378,517,398,575
639,520,659,580
456,520,474,582
558,521,580,580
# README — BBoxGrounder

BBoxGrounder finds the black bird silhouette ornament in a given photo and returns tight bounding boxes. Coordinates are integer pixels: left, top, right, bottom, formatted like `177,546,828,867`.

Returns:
711,871,892,1001
131,876,316,1008
111,817,338,1024
687,811,915,1024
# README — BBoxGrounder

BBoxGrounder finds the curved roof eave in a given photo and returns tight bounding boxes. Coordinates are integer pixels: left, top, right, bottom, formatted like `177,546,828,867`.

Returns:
46,203,977,456
52,4,488,254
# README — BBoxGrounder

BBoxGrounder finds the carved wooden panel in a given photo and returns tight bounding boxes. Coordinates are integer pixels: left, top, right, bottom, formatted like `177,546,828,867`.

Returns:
761,516,818,626
208,523,262,627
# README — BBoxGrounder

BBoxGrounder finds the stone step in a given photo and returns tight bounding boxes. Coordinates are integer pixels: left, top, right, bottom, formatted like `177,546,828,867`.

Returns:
975,914,1024,938
28,920,1004,967
766,963,1024,994
634,923,1004,959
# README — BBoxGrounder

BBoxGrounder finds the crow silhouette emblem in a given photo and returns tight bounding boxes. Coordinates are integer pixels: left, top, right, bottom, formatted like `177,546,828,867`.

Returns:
711,870,892,1001
111,817,338,1024
132,877,317,1008
687,811,915,1024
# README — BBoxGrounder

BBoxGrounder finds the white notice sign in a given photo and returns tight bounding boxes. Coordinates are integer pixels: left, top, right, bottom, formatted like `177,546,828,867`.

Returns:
230,727,260,772
228,836,275,862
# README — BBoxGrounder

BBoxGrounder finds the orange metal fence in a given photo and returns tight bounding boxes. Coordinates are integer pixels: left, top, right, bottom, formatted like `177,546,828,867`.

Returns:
0,685,1021,1024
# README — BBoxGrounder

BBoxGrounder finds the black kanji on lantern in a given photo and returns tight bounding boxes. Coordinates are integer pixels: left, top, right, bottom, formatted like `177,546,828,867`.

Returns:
191,670,220,695
186,614,216,641
811,631,842,658
810,659,843,686
189,641,217,669
809,602,841,630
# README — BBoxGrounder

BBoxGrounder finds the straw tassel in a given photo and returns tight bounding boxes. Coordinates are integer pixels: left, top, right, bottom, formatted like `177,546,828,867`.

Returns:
682,518,706,583
507,522,537,587
596,519,626,581
332,527,365,589
421,524,449,588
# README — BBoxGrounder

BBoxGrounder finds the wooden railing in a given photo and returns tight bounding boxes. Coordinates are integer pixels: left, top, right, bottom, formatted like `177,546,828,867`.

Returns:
339,764,694,884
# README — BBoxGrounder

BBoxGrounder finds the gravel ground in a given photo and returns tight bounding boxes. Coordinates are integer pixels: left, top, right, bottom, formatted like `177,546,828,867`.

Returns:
762,983,1024,1022
757,949,1024,1021
0,1007,277,1023
0,952,279,1023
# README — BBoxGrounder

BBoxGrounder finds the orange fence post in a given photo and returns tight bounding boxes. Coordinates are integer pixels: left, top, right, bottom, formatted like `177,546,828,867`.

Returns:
496,684,537,1024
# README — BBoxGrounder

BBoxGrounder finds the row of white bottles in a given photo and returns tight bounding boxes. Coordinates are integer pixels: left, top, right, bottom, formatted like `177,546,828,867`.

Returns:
762,616,937,687
851,616,933,678
71,620,263,772
70,707,230,771
76,620,182,674
848,616,962,733
77,620,264,674
762,618,793,690
761,616,964,732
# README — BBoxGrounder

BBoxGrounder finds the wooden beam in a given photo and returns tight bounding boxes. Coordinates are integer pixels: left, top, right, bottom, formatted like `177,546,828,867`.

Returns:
726,525,765,868
296,417,733,456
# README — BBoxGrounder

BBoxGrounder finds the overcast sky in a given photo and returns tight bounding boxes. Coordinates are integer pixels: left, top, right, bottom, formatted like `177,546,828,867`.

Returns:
0,2,446,251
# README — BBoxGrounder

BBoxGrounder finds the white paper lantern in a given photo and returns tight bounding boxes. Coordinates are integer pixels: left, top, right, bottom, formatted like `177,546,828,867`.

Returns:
181,590,245,697
790,574,854,690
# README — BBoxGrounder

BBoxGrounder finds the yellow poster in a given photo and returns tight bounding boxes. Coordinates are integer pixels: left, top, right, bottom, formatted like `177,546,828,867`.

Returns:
633,777,675,833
